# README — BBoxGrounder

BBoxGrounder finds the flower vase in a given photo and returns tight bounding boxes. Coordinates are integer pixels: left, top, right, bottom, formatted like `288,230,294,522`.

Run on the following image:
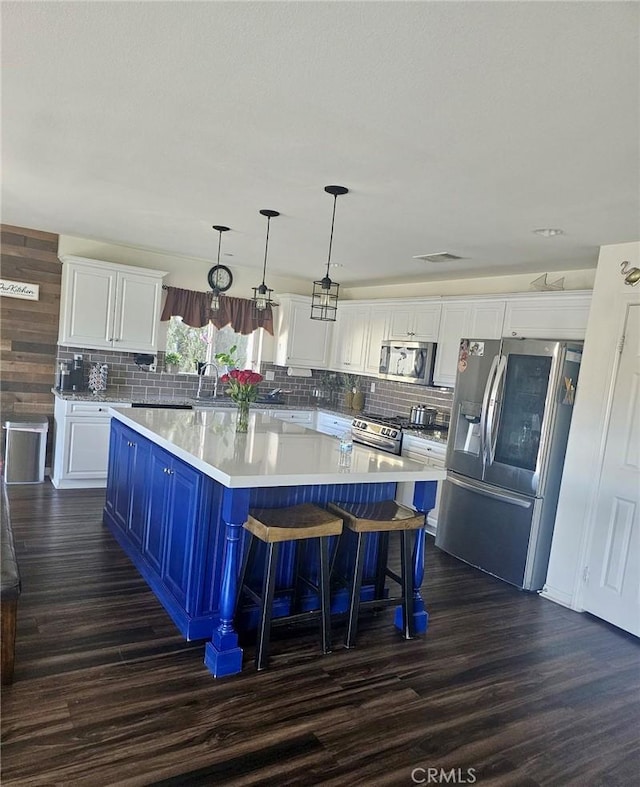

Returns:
353,391,364,412
344,391,354,410
236,400,250,432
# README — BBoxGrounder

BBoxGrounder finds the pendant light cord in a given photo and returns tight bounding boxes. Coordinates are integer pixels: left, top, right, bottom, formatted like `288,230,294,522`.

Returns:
216,230,222,267
325,195,338,277
262,216,271,286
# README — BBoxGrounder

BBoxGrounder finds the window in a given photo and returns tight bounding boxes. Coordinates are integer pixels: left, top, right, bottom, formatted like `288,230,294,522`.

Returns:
166,317,254,374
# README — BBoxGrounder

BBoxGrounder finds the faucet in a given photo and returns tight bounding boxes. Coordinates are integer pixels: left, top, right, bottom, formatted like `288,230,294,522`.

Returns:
196,362,219,399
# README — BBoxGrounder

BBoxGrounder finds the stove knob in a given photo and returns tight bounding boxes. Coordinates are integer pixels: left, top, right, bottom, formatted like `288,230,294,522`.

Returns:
390,430,398,438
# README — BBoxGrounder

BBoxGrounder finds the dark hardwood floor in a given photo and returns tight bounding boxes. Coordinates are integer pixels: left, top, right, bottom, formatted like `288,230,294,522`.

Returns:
1,482,639,786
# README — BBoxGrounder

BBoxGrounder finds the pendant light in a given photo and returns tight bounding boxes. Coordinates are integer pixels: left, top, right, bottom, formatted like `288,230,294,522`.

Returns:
311,185,348,321
252,209,279,318
210,225,230,312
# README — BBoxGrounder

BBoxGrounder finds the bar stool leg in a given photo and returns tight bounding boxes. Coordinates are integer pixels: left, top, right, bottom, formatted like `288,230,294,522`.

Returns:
400,530,415,640
345,532,366,649
374,531,390,601
236,532,256,613
255,541,280,671
318,536,332,654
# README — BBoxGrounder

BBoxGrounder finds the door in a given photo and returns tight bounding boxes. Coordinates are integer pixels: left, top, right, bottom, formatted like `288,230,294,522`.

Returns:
163,458,202,611
145,447,171,574
582,304,640,635
113,272,163,352
60,262,116,348
446,338,501,480
106,421,135,531
435,472,538,589
483,340,559,495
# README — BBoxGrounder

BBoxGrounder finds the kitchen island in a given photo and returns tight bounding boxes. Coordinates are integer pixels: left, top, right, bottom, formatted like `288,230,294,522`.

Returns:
103,407,445,677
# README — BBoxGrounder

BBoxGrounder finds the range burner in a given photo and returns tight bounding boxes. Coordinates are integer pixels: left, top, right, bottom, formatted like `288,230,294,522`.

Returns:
359,413,403,426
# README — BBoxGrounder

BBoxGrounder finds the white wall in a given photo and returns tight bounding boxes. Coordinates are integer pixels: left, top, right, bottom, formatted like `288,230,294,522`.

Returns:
58,235,310,297
342,268,595,300
543,241,640,608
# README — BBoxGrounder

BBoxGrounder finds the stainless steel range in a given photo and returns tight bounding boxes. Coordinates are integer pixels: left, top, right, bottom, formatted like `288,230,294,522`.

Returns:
352,411,449,455
351,414,404,455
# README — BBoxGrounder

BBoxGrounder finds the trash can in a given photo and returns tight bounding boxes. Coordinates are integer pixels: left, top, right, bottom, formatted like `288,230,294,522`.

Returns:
3,416,49,484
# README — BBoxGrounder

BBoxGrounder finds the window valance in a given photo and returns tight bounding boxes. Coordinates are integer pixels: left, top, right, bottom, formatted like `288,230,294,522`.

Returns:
160,287,274,335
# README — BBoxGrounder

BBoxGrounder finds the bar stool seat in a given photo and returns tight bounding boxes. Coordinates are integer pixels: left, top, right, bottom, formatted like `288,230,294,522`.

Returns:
238,503,343,671
328,500,425,648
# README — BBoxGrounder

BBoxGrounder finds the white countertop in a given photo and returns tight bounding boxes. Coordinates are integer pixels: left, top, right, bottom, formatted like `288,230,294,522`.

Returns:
110,407,446,489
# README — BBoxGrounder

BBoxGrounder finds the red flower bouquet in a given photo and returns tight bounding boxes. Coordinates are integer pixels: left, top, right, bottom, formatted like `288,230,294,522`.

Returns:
220,368,264,431
220,368,264,404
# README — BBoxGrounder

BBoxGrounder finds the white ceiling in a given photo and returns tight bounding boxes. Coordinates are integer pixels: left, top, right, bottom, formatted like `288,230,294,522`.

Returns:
2,1,638,286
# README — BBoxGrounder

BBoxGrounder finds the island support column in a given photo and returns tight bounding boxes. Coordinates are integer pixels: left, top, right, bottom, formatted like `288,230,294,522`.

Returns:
394,480,437,636
204,487,250,677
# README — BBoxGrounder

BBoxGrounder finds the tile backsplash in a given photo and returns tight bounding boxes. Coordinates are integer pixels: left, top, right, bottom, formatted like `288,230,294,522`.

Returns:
56,347,453,420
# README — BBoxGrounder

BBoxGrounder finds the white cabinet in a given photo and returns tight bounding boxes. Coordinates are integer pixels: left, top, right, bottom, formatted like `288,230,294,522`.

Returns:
58,256,167,352
274,295,332,369
363,310,389,376
386,300,441,341
503,292,591,340
395,434,446,535
433,299,506,387
268,409,314,426
314,411,353,437
330,304,370,373
51,398,131,489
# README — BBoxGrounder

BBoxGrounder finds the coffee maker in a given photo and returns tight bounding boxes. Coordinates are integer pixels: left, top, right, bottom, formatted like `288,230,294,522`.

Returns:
57,359,86,392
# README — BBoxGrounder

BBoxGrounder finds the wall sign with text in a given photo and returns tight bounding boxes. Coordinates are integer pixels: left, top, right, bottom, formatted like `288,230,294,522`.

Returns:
0,279,40,300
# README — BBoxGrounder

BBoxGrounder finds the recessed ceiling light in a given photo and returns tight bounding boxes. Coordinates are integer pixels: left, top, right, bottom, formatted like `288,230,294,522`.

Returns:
532,228,564,237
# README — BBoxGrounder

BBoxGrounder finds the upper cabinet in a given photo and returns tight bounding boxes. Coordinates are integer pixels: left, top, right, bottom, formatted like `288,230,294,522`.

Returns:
328,302,389,376
58,256,167,352
330,303,370,373
433,299,506,387
386,300,441,341
274,294,332,368
325,291,592,387
502,292,592,340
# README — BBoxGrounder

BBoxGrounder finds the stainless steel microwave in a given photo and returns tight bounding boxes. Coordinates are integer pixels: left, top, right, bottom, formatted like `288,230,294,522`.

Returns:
379,340,437,385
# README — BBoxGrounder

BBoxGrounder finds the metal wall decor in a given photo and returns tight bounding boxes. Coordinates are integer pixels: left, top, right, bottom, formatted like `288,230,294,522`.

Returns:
620,260,640,286
252,209,279,318
311,185,348,321
208,225,231,311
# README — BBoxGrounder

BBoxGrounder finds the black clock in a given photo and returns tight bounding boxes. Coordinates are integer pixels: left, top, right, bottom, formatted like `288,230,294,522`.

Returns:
207,264,233,292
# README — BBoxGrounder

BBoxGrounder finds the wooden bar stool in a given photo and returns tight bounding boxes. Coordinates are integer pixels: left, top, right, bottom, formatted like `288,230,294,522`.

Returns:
237,503,343,671
327,499,425,648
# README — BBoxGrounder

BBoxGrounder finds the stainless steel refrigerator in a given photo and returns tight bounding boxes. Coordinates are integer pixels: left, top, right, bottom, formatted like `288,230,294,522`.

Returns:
435,337,583,590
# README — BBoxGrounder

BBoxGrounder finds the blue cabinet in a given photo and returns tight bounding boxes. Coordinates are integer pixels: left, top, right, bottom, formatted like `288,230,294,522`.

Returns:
159,453,203,611
105,420,149,546
104,419,219,639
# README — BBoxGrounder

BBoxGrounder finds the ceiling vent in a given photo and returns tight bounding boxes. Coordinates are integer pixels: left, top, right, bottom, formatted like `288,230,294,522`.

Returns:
413,252,463,263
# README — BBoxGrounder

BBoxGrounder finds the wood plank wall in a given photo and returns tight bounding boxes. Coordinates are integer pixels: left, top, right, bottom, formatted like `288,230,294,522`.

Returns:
1,225,61,463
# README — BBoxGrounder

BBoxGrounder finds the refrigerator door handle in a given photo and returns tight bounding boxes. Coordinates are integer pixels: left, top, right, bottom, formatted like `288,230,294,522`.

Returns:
448,474,533,508
479,354,500,469
486,355,507,466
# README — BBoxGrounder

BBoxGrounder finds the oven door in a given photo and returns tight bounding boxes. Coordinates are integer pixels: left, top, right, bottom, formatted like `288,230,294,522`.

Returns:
352,430,401,455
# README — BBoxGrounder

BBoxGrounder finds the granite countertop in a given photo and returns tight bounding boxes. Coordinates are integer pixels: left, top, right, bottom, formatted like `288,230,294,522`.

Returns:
52,390,448,445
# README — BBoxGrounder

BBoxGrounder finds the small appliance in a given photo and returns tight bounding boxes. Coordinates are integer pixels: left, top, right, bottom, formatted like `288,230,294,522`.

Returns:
379,341,436,385
57,359,86,392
